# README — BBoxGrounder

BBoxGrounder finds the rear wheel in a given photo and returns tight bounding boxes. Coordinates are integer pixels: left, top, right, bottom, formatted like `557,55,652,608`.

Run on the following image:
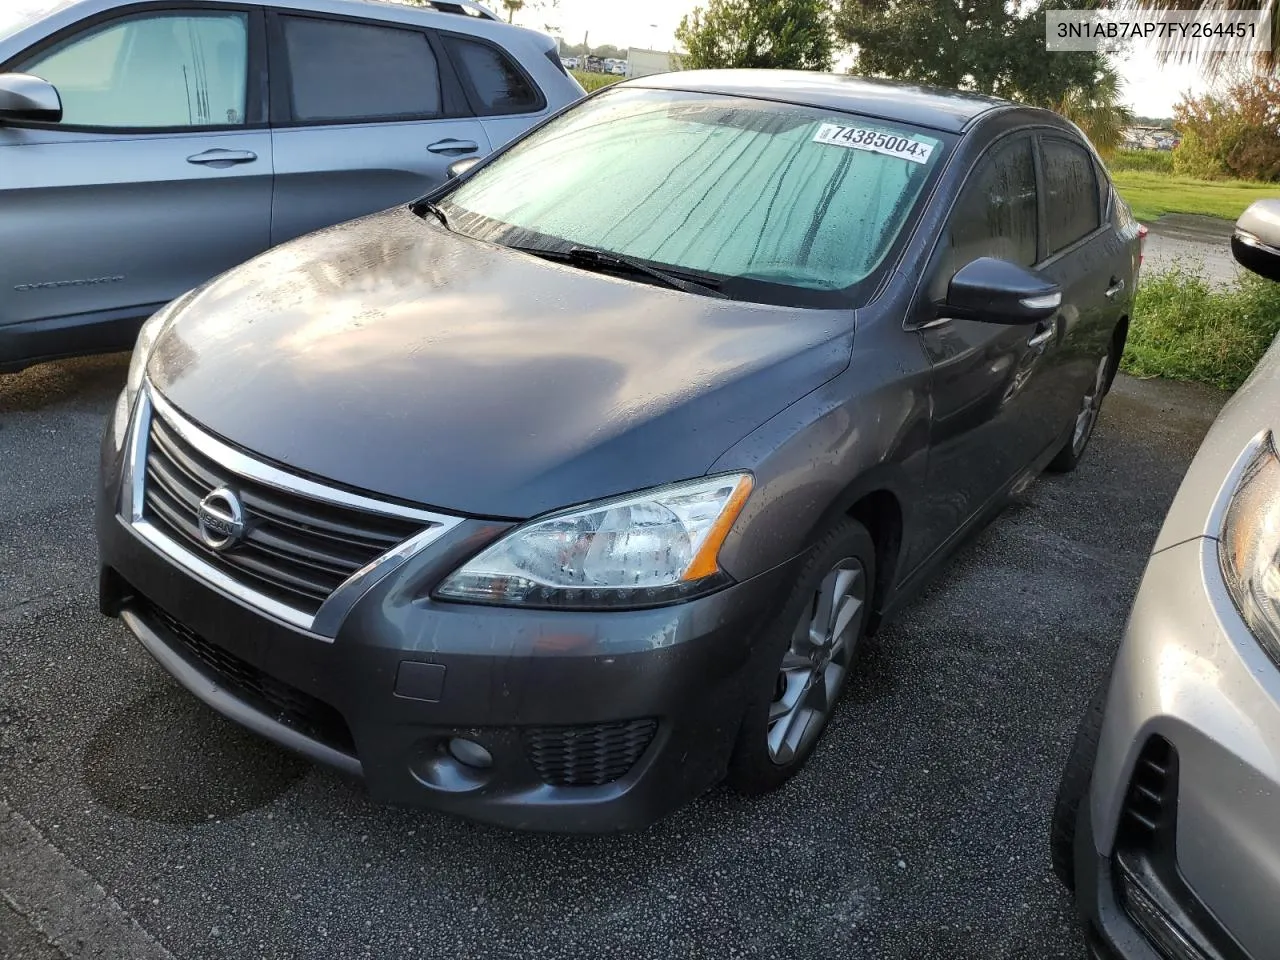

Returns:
727,518,875,793
1048,344,1114,473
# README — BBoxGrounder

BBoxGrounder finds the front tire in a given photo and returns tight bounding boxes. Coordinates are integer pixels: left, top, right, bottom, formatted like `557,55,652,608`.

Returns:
726,517,876,794
1050,681,1108,890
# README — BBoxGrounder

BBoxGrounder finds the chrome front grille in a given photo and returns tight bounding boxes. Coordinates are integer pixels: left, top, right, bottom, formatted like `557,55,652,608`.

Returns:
143,414,423,614
123,386,461,636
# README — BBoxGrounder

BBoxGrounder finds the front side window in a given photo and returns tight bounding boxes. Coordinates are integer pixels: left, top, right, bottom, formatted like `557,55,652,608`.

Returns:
947,135,1039,274
20,12,248,127
281,16,441,123
440,88,950,306
446,36,538,114
1042,137,1101,254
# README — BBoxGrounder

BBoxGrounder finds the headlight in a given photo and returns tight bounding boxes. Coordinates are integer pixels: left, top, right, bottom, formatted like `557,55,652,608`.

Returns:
1220,432,1280,663
435,474,753,609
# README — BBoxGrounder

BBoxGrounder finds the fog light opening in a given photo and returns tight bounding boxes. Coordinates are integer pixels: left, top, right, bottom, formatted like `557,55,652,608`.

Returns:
447,737,493,770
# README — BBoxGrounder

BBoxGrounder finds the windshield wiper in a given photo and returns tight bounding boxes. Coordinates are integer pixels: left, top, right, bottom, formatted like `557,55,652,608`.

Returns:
567,247,726,298
507,243,725,298
411,200,450,230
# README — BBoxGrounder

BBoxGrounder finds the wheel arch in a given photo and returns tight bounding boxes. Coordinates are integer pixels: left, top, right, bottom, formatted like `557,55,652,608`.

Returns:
1106,314,1129,392
796,469,910,635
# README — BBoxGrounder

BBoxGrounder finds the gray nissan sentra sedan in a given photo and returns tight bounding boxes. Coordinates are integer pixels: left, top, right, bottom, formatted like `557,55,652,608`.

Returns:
97,71,1140,831
1052,200,1280,959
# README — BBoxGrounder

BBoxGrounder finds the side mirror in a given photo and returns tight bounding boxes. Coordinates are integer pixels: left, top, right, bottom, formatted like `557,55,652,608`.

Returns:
1232,198,1280,282
943,257,1062,324
0,73,62,123
446,157,480,180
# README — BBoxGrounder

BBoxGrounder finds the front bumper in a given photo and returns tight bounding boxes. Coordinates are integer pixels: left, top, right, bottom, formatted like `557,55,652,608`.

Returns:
97,393,797,832
1077,536,1280,958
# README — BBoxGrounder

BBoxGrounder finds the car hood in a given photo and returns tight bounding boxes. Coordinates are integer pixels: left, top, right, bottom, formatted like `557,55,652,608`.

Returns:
148,207,855,519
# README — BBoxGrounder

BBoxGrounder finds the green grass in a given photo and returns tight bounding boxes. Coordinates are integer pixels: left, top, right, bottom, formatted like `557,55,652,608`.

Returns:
1107,149,1173,175
1111,170,1277,223
571,69,624,92
1122,267,1280,390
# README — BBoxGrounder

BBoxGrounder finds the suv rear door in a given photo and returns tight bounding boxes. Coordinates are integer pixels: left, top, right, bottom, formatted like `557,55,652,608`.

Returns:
266,11,491,245
0,5,271,345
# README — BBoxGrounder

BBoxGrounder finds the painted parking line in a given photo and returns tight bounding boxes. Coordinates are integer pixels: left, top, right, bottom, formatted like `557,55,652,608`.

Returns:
0,801,173,960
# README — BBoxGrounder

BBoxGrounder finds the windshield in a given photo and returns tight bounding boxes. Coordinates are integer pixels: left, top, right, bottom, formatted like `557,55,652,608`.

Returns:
441,87,951,307
0,0,75,44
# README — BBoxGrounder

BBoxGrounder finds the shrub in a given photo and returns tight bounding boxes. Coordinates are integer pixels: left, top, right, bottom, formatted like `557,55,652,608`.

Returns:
1109,149,1173,175
571,70,624,93
1123,267,1280,391
1173,77,1280,182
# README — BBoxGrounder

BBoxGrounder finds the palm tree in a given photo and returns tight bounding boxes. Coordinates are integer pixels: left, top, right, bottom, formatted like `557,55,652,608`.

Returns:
1048,65,1135,157
501,0,525,23
1131,1,1278,76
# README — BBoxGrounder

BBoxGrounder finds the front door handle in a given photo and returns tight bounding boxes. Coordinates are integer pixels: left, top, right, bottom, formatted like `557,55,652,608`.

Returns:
1105,277,1125,300
1027,321,1055,348
427,138,479,156
187,148,258,167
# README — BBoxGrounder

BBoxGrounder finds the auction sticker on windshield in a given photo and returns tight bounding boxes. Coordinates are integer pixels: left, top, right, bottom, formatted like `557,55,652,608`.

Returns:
812,123,935,164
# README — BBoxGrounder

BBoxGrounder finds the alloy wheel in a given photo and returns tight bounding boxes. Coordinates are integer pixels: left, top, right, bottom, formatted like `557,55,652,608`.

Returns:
1072,353,1110,455
767,558,866,765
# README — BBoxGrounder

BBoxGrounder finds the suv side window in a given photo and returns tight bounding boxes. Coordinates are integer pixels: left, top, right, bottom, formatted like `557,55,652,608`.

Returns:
280,15,441,122
942,134,1039,286
445,35,539,114
19,12,248,128
1041,137,1101,254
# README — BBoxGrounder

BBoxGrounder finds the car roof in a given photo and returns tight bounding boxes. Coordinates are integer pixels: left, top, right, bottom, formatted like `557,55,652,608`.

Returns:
623,70,1027,134
2,0,539,51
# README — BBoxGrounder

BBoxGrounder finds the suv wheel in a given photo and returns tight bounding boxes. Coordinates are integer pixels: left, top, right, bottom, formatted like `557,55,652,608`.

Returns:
727,517,875,793
1050,680,1109,890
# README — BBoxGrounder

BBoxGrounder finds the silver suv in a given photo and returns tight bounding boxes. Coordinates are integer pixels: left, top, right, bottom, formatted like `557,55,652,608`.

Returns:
1052,200,1280,959
0,0,582,371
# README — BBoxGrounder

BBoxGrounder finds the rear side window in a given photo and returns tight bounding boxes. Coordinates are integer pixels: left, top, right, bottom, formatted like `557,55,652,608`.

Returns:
1042,138,1101,253
446,36,539,114
281,16,441,122
946,134,1039,273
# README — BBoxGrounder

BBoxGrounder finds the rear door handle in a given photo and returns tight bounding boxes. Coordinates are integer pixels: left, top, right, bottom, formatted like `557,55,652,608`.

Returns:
426,138,479,156
1105,277,1125,300
1027,321,1055,348
187,149,257,167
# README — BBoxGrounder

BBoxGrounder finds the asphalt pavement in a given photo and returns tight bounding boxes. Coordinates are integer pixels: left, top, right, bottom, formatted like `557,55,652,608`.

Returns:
0,354,1228,960
1142,213,1243,286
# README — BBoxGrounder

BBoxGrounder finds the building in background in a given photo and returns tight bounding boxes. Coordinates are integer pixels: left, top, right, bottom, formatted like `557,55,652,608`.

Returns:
627,48,675,78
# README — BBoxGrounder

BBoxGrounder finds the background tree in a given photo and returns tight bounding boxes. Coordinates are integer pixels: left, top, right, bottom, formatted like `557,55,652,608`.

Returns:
1172,75,1280,180
676,0,834,71
1131,0,1279,77
1049,65,1134,156
836,0,1131,154
500,0,523,23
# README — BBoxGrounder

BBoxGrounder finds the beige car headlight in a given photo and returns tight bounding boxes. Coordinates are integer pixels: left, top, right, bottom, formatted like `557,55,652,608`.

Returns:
1220,433,1280,663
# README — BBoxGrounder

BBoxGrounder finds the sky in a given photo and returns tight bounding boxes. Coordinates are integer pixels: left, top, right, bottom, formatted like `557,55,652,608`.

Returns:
512,0,1213,119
